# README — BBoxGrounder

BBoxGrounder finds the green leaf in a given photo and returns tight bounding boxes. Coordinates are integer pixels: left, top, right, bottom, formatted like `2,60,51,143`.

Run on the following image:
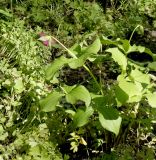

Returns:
106,48,127,71
68,38,101,69
127,44,138,53
14,78,24,94
146,92,156,108
92,96,121,135
144,48,154,60
137,46,145,53
40,91,63,112
45,56,70,80
119,39,130,52
68,52,94,69
98,107,121,136
148,62,156,71
64,85,91,107
130,69,150,84
92,96,109,107
69,43,82,56
84,38,101,54
100,36,119,46
127,45,154,60
99,111,122,136
115,77,143,104
65,109,76,116
73,107,94,127
115,86,129,106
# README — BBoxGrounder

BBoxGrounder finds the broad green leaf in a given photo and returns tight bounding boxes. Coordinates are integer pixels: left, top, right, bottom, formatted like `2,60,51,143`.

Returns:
40,91,63,112
148,62,156,71
120,39,130,52
146,92,156,108
100,36,119,46
127,45,154,60
99,112,122,136
137,46,145,53
63,85,76,93
73,107,94,127
98,106,121,136
144,48,154,60
127,45,146,54
116,77,143,104
127,44,138,53
130,69,150,84
69,43,82,55
106,48,127,71
92,96,109,108
115,86,129,106
68,52,94,69
45,56,70,80
92,96,121,135
64,85,91,107
84,38,101,54
68,38,101,68
14,78,24,94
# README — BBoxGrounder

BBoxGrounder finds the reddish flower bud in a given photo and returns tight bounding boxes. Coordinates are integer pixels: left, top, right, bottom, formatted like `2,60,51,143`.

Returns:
43,40,49,46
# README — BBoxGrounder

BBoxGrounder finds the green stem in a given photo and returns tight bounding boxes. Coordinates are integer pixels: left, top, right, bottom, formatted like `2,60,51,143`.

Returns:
51,36,103,95
129,25,141,44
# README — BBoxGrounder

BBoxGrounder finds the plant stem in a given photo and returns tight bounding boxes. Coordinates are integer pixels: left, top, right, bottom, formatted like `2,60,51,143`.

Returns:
51,36,104,95
129,25,141,44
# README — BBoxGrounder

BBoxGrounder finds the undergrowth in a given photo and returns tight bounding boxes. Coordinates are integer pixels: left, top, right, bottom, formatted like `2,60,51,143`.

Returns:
0,0,156,159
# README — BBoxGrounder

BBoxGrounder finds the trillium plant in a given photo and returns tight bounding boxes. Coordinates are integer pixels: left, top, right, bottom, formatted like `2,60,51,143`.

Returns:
39,33,156,152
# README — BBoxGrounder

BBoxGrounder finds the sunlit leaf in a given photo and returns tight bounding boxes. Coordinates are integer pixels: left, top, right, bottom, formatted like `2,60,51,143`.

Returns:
100,36,119,46
68,38,101,68
130,69,150,84
146,92,156,108
69,43,81,55
84,38,101,54
45,56,70,80
40,91,63,112
99,112,121,136
64,85,91,107
115,77,143,104
73,107,94,127
119,39,130,52
127,45,154,60
106,47,127,71
115,86,129,106
148,62,156,71
92,96,121,135
68,52,94,69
